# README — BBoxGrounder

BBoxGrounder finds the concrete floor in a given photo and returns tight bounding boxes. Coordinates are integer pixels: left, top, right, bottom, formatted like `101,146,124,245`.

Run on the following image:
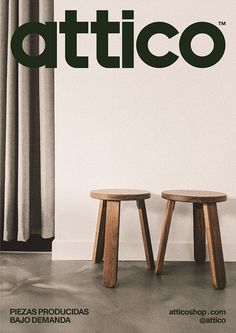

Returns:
0,253,235,333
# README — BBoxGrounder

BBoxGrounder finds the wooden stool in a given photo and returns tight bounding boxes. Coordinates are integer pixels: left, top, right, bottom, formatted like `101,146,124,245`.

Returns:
90,189,154,288
155,190,227,289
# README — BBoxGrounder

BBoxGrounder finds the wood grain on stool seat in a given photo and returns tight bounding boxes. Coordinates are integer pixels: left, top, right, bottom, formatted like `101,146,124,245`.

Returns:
90,189,151,201
162,190,227,203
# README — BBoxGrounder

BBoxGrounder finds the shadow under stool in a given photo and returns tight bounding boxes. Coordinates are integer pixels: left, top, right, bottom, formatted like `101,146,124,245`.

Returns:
155,190,227,290
90,189,154,287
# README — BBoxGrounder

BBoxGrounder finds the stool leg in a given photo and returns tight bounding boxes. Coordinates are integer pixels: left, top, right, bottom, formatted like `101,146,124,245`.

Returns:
93,200,107,263
203,203,226,290
155,200,175,275
103,201,120,288
193,203,206,264
137,200,154,270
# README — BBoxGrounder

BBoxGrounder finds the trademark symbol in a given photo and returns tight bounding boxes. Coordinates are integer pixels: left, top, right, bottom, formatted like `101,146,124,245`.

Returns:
218,21,226,26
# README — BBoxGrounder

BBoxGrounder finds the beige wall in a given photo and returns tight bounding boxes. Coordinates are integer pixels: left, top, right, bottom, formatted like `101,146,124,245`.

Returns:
53,0,236,260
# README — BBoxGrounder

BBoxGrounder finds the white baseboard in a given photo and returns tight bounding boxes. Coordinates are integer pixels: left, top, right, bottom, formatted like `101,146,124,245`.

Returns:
52,241,236,261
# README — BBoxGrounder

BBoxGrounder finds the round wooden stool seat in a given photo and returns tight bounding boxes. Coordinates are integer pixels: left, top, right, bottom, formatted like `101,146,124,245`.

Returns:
90,189,151,201
162,190,227,203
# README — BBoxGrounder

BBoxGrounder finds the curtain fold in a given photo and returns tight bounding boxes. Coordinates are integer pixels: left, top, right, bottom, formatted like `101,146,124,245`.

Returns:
39,0,55,239
0,0,54,242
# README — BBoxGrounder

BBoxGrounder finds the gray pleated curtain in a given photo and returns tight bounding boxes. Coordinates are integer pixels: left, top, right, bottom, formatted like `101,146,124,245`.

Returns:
0,0,54,242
